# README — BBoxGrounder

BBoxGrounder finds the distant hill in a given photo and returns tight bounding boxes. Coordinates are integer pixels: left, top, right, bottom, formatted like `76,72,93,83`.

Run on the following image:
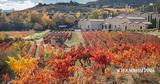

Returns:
20,2,92,13
143,3,160,13
14,0,160,13
86,0,160,7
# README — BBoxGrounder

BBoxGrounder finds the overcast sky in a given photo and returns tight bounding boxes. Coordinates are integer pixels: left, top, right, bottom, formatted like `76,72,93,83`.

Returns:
0,0,96,10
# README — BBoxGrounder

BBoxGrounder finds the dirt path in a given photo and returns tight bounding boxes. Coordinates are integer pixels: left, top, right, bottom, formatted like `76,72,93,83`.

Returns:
75,30,84,44
65,30,84,47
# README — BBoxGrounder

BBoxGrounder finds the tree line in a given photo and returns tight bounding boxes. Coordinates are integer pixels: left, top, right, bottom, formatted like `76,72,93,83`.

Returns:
0,10,77,31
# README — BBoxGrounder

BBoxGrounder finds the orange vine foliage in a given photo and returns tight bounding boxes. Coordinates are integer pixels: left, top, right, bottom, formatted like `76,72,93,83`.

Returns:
4,31,160,83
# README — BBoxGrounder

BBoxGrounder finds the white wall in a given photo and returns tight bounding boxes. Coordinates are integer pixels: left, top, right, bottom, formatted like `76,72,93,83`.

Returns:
78,20,104,30
89,21,104,29
104,17,150,31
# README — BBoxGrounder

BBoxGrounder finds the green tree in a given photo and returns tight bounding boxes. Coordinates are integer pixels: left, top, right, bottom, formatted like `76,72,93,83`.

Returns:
88,10,99,19
158,19,160,30
151,18,156,28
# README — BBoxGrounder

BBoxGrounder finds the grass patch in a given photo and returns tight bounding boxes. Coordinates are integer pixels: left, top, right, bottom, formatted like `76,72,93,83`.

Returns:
24,30,50,40
65,32,82,47
143,30,160,37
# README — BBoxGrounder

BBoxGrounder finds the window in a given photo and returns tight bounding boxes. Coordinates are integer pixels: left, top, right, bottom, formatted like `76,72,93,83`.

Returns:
109,24,111,29
140,26,142,30
105,25,107,29
125,26,127,30
102,25,104,29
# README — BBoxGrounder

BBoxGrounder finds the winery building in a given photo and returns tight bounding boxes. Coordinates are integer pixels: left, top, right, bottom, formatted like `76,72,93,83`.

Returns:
78,15,152,31
78,19,104,31
103,15,152,31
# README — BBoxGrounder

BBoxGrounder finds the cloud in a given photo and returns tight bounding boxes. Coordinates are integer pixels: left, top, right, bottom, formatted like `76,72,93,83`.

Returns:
0,0,8,2
0,0,36,10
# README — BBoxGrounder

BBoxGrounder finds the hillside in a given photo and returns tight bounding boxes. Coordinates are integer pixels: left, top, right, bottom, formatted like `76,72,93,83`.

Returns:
15,0,160,13
21,2,92,13
143,3,160,13
87,0,160,7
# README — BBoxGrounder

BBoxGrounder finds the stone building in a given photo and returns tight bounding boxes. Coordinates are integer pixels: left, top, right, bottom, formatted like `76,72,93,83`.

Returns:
78,14,152,31
103,15,152,31
78,19,104,31
127,11,160,28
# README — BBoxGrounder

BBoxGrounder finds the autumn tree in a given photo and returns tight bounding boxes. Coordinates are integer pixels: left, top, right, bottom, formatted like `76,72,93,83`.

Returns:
41,11,51,27
50,12,76,29
0,10,77,30
64,14,76,23
30,11,42,24
0,13,9,23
